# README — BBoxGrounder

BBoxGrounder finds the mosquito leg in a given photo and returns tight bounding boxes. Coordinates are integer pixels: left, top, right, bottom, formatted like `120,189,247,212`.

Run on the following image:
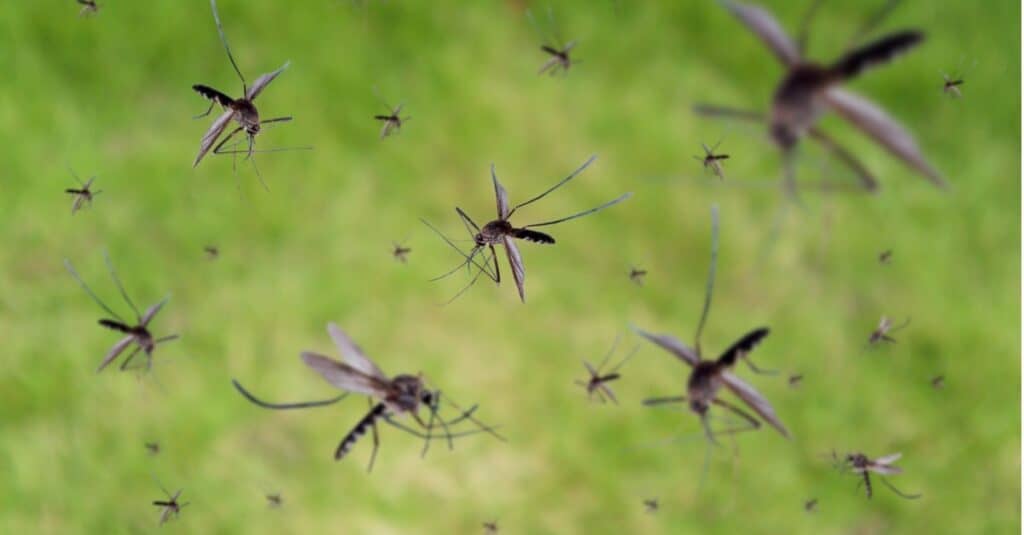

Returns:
507,155,598,217
710,398,762,435
118,346,142,371
692,104,765,123
193,101,215,120
489,245,501,284
441,397,506,441
807,127,879,192
155,334,180,345
694,205,719,355
419,395,441,458
231,379,348,410
64,259,125,322
742,356,779,375
796,0,824,55
366,399,380,473
642,395,688,406
879,476,922,500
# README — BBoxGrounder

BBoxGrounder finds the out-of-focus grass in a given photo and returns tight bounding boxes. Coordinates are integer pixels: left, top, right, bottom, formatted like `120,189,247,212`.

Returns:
0,0,1019,533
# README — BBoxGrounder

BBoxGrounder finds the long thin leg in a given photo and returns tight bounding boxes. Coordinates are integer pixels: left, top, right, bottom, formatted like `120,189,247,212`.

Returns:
420,219,497,281
710,398,762,438
845,0,903,50
692,104,765,123
380,415,499,441
807,127,879,191
642,395,688,406
879,476,922,500
420,395,441,458
694,205,719,356
507,155,598,218
455,207,482,233
366,398,380,473
231,379,348,409
441,396,506,442
119,346,142,371
64,259,124,322
522,192,631,229
193,101,216,120
742,355,779,375
440,247,498,306
103,253,141,322
796,0,824,56
209,0,248,94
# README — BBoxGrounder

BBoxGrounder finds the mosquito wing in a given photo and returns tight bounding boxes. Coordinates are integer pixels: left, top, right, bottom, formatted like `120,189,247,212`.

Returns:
874,452,903,465
868,463,902,475
141,297,169,327
96,335,135,373
246,61,290,101
823,88,946,188
720,0,801,67
326,323,387,380
633,328,699,367
491,164,511,220
721,370,790,438
71,194,85,214
193,109,234,168
300,351,388,398
502,236,526,303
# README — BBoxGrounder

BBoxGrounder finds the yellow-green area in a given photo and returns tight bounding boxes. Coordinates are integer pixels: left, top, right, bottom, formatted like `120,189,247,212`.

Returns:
1,1,1019,533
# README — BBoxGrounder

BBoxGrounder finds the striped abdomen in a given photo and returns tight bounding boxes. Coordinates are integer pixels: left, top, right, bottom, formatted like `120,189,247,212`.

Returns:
192,84,235,108
335,403,388,460
511,228,555,244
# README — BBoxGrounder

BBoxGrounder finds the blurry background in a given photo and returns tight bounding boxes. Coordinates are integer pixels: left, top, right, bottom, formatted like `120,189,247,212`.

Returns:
0,0,1019,533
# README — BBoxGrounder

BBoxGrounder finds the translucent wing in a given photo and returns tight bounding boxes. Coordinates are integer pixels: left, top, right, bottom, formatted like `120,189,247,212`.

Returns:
721,370,790,438
96,336,135,373
141,297,169,327
583,360,599,377
875,452,903,465
868,463,902,475
326,323,386,380
71,194,85,214
193,109,234,167
720,0,801,67
633,328,699,367
503,236,526,303
246,61,290,101
300,351,387,398
823,88,946,188
491,164,511,219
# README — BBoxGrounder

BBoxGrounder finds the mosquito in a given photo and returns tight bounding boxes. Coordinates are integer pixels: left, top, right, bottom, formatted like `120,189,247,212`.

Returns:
869,316,910,344
931,375,945,389
879,249,893,264
694,0,945,192
204,245,220,260
152,484,188,526
145,442,160,456
266,493,283,508
804,498,818,512
422,155,631,303
374,102,410,139
643,498,659,513
834,451,921,499
639,206,789,445
191,0,307,187
65,254,178,373
392,242,412,264
629,266,647,286
77,0,99,16
694,142,729,180
65,170,102,214
788,373,803,388
575,336,638,405
233,323,502,471
482,521,499,534
941,73,964,98
528,7,579,76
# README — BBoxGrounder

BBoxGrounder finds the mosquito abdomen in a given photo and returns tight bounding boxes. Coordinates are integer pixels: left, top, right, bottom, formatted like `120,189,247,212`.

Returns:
512,229,555,244
192,84,235,107
829,31,924,81
335,403,388,460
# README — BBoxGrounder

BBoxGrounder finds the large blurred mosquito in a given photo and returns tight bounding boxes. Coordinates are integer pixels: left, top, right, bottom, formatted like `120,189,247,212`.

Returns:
869,315,910,344
694,142,729,180
694,0,945,192
629,266,647,286
233,323,502,471
77,0,99,16
575,335,638,405
422,155,631,303
65,254,178,373
638,206,789,445
152,483,188,526
65,170,101,214
392,241,411,264
833,451,921,499
528,7,579,76
191,0,307,186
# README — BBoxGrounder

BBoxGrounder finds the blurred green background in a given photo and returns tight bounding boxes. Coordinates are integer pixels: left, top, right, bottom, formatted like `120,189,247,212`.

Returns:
1,0,1019,533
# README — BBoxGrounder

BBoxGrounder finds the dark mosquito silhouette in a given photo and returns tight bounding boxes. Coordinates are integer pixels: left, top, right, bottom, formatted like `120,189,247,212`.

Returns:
204,245,219,260
788,373,803,388
65,254,178,373
482,521,499,534
78,0,99,16
879,249,893,264
145,442,160,456
931,375,945,389
804,498,818,512
694,142,729,180
152,483,188,526
695,0,945,192
834,451,921,500
575,336,638,404
374,103,410,139
233,323,502,472
422,155,630,303
941,73,964,98
869,315,910,344
392,242,412,264
192,0,307,186
629,266,647,286
528,7,579,76
266,493,282,508
643,498,659,513
639,206,789,445
65,170,101,214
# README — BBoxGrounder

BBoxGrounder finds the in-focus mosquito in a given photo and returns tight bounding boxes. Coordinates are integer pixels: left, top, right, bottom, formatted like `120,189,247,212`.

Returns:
482,521,499,534
879,249,893,264
422,155,630,303
694,142,729,180
266,493,283,508
804,498,818,512
694,0,945,193
152,483,188,526
834,451,921,499
191,0,308,187
575,336,638,404
629,266,647,286
931,375,945,389
233,323,502,471
788,373,803,388
65,254,178,373
145,442,160,456
78,0,99,16
869,316,910,344
643,498,659,513
639,206,789,445
392,242,412,264
65,170,102,214
204,245,220,260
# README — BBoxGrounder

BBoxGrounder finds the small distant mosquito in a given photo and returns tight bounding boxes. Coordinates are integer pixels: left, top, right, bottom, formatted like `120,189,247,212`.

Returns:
145,442,160,455
804,498,818,512
65,170,101,214
941,73,964,98
152,484,188,526
834,451,921,500
694,142,729,180
482,521,499,534
931,375,945,389
233,323,502,471
528,7,579,76
879,249,893,264
375,103,410,139
643,498,659,513
77,0,99,16
266,493,283,508
65,254,178,373
629,266,647,286
423,155,631,303
869,316,910,344
392,242,412,264
575,336,638,404
788,373,803,388
204,245,220,260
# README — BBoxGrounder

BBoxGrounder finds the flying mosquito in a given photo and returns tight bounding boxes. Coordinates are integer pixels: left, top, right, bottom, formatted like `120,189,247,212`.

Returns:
65,254,178,373
392,242,412,263
694,0,945,192
638,206,789,445
482,521,499,534
65,170,101,214
788,373,803,388
869,315,910,344
629,266,647,286
694,142,729,180
879,249,893,264
145,442,160,456
941,73,964,98
422,155,631,303
804,498,818,512
834,451,922,499
204,245,220,260
233,323,502,471
643,498,659,513
77,0,99,16
152,484,188,526
575,336,638,405
266,493,282,508
374,99,410,139
191,0,306,185
931,375,945,389
528,7,579,76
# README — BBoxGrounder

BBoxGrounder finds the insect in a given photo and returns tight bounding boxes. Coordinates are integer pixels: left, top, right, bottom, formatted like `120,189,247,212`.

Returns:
575,336,638,404
942,73,964,98
266,493,282,508
695,0,945,192
528,7,579,76
693,142,729,180
152,484,188,526
77,0,99,16
869,316,910,344
233,323,502,471
629,266,647,286
145,442,160,456
643,498,659,513
392,242,412,263
423,156,631,303
374,99,411,139
65,170,102,214
482,521,499,533
834,451,922,499
65,254,178,373
879,249,893,264
192,0,306,186
804,498,818,512
788,374,803,388
639,206,789,445
204,245,220,260
931,375,945,389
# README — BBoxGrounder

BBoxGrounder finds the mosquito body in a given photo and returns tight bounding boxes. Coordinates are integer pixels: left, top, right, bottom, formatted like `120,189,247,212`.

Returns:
694,142,729,179
538,42,577,75
152,486,188,526
65,255,178,373
65,171,101,214
77,0,99,16
837,451,921,500
804,498,818,512
879,249,893,264
392,242,412,263
482,521,499,534
788,373,803,388
375,104,410,139
869,316,910,344
204,245,219,260
629,266,647,286
423,155,630,303
266,493,282,508
695,1,944,192
942,73,964,98
931,375,945,389
145,442,160,456
643,498,659,513
575,337,637,404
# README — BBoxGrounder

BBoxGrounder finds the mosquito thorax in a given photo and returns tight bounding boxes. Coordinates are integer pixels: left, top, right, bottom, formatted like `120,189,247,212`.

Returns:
479,220,511,245
389,374,424,411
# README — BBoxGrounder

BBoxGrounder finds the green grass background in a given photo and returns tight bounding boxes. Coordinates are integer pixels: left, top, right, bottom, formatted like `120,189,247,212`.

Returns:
1,0,1019,533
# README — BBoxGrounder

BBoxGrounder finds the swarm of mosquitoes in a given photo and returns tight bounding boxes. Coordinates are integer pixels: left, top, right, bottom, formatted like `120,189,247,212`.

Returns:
62,0,957,528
